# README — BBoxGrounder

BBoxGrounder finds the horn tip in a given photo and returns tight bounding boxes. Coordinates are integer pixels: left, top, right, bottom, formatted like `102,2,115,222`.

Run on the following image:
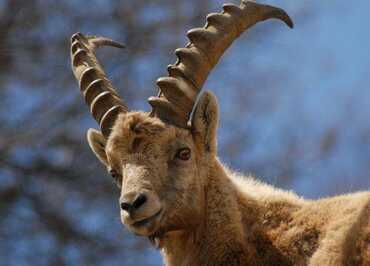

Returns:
284,14,294,29
271,7,294,29
87,36,126,49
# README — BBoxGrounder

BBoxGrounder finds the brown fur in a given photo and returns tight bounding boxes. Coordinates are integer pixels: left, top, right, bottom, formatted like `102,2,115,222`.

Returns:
87,92,370,265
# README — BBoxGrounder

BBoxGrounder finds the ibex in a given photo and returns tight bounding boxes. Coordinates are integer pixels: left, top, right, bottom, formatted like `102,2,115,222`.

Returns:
70,1,370,265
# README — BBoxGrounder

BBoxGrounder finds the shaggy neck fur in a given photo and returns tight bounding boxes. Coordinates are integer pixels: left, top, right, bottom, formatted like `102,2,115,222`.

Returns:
159,158,265,266
157,156,370,266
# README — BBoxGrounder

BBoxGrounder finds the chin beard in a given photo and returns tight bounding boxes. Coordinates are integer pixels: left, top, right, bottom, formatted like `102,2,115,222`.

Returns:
148,235,161,249
146,210,203,249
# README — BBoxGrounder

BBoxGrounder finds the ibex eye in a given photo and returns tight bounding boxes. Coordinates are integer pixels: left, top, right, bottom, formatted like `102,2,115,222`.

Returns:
109,169,120,179
176,148,191,161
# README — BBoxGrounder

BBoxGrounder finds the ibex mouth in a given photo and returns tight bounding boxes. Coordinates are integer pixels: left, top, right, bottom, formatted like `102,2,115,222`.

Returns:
132,208,163,228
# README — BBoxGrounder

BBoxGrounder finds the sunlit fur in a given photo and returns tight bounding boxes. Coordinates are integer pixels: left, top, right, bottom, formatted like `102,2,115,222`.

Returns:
88,92,370,266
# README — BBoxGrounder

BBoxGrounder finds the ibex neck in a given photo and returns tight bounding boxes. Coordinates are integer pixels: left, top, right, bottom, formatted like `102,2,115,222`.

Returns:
160,158,261,266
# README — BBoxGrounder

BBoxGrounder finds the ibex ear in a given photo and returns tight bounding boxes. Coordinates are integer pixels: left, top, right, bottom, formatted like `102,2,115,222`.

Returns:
87,128,108,166
191,91,219,154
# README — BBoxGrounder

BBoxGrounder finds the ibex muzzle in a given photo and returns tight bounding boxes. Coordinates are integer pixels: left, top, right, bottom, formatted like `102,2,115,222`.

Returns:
118,161,163,236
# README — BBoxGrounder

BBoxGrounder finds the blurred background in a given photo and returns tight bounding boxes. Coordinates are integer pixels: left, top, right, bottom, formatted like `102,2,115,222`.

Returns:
0,0,369,265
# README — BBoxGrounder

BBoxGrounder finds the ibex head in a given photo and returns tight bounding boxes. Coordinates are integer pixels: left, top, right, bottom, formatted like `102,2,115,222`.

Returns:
71,1,292,239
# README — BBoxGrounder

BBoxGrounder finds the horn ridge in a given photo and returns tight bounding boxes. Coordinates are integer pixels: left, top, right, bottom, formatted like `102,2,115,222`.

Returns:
70,32,127,137
150,0,293,128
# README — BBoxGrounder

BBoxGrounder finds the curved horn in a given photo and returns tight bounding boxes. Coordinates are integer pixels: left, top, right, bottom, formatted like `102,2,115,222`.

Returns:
148,0,293,127
70,32,128,138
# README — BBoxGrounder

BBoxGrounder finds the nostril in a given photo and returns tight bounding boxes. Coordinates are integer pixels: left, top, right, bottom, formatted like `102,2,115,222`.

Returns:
132,194,147,210
120,193,147,212
120,202,132,212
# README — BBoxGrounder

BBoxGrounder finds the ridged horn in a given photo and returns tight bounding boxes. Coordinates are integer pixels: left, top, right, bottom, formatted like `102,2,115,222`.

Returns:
70,32,128,138
148,0,293,128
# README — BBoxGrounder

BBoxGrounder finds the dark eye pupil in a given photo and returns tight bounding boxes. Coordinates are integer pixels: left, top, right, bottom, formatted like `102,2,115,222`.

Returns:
110,170,118,178
177,148,191,160
109,169,122,188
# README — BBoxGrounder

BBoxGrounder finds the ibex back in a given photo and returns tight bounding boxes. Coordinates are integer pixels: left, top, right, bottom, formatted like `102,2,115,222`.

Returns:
70,1,370,265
